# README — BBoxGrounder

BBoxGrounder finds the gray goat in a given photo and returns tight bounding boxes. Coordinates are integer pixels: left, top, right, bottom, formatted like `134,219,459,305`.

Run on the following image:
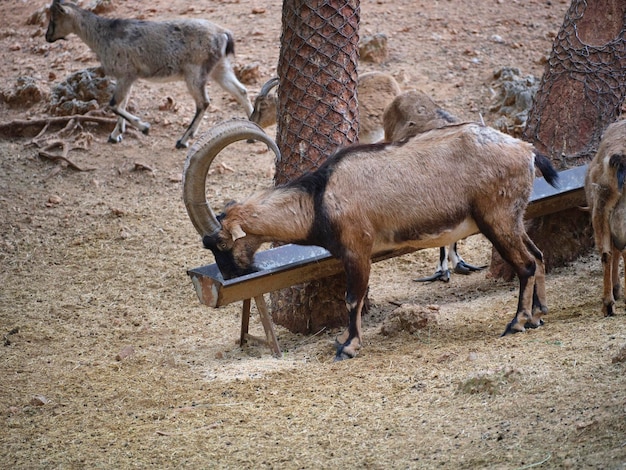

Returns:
45,0,253,149
183,120,559,361
585,119,626,316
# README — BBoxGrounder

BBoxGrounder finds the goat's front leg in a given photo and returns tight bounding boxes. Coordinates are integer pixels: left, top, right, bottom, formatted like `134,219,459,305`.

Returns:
108,80,150,143
334,254,371,361
501,262,537,336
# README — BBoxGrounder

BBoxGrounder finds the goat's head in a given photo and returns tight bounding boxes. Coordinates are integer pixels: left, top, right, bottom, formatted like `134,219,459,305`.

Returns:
199,205,266,279
183,119,281,280
249,78,279,129
46,0,73,43
383,90,459,142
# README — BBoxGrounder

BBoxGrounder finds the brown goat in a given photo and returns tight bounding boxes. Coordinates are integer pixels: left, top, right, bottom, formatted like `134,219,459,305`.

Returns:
184,120,559,361
383,89,458,142
584,119,626,316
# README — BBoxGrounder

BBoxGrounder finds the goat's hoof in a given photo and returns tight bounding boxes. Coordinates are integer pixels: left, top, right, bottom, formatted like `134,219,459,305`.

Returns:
604,302,615,317
108,135,122,144
524,318,544,329
175,140,189,150
501,320,525,337
414,269,450,283
141,126,150,136
454,261,486,275
334,346,356,361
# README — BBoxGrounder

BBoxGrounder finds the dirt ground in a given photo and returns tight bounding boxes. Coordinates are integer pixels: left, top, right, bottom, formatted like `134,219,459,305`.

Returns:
1,0,625,468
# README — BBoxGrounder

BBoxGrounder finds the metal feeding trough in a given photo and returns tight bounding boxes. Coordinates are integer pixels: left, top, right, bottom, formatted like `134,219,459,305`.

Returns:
187,164,588,357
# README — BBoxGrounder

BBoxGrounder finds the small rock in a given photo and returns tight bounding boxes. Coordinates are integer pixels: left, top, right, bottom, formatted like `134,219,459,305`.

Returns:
115,345,135,361
47,195,62,205
30,395,49,406
612,344,626,363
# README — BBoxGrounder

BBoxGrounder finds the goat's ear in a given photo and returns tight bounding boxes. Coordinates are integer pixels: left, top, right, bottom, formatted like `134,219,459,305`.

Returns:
230,224,246,241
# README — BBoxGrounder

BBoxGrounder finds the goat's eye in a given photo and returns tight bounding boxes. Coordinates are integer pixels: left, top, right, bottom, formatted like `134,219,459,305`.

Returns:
218,241,228,251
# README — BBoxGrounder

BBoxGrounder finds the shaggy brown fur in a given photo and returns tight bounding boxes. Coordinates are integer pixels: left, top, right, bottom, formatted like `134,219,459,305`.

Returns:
585,119,626,316
199,123,559,360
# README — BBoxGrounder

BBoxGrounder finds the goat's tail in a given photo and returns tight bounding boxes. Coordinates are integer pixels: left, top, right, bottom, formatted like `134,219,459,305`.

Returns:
224,32,236,56
609,153,626,191
534,152,559,188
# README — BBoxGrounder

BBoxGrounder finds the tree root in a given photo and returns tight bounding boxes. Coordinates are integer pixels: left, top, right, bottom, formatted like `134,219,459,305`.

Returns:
13,113,110,178
0,113,116,138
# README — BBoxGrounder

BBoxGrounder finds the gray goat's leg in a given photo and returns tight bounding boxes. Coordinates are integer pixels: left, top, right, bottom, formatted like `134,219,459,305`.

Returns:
176,68,210,149
449,242,486,274
108,80,150,143
414,246,451,282
210,59,254,117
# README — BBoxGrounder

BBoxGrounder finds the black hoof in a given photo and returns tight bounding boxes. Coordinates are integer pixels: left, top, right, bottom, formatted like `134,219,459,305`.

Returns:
605,303,615,317
141,127,150,135
524,318,545,329
107,136,120,144
175,140,188,150
414,269,451,283
501,321,524,337
454,261,486,275
246,138,256,144
334,346,355,361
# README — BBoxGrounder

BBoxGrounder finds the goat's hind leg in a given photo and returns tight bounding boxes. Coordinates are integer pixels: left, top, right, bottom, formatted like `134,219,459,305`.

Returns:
488,229,546,336
526,235,548,329
450,242,486,275
334,253,371,361
210,58,254,117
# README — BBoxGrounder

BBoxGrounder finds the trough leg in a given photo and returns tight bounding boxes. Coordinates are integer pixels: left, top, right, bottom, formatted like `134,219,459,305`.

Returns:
254,295,282,358
240,298,251,347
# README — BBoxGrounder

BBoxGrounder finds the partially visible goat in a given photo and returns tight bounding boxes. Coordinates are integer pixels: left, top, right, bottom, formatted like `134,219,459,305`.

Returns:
183,120,559,361
585,119,626,316
383,89,483,282
383,89,458,142
45,0,253,149
249,72,401,144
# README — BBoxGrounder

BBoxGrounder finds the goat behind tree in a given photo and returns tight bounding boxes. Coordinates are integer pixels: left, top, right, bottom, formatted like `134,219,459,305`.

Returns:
45,0,254,149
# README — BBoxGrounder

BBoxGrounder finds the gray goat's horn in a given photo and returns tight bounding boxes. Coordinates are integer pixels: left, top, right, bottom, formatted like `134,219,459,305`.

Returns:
258,77,280,97
182,118,281,238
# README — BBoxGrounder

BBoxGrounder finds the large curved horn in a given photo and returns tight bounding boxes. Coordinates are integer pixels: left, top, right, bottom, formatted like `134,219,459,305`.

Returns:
258,77,280,98
182,118,281,238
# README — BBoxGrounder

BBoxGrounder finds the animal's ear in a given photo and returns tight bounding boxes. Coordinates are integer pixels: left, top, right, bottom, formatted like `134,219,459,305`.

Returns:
230,224,246,241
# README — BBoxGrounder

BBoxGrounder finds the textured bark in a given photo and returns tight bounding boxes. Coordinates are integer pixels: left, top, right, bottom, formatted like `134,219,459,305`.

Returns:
491,0,626,280
269,1,360,333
